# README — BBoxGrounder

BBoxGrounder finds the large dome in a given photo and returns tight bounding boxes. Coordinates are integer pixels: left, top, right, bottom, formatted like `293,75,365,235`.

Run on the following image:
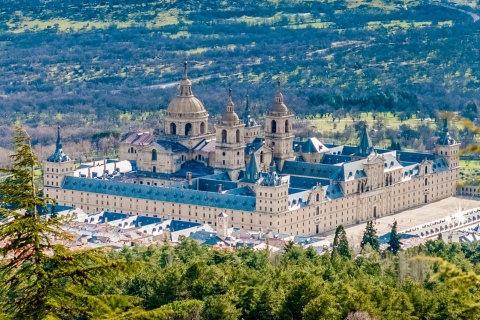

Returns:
166,64,207,116
167,95,207,116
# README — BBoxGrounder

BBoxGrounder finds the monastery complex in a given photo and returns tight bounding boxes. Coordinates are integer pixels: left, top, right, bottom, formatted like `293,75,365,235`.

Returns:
43,63,460,236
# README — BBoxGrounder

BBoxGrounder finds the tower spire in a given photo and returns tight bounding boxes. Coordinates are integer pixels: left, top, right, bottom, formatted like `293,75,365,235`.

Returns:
183,60,188,80
243,94,250,125
275,80,284,105
56,125,62,150
179,60,193,97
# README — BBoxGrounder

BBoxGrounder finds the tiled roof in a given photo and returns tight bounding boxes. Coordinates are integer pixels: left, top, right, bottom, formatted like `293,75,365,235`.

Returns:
62,176,256,211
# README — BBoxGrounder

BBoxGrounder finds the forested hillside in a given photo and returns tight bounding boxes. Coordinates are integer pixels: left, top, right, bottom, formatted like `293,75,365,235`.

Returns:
0,0,479,154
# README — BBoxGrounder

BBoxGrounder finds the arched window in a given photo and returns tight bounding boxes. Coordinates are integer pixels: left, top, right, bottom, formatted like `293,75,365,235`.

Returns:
152,166,156,173
236,129,240,143
260,151,264,163
170,123,176,135
316,194,319,201
271,120,277,133
285,120,289,133
425,178,428,186
221,130,227,143
424,166,428,174
151,149,157,161
200,122,205,134
185,123,192,136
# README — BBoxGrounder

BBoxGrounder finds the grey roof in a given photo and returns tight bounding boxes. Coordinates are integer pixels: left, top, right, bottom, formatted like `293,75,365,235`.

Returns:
401,164,419,179
293,138,328,153
189,230,222,246
334,161,367,181
355,126,374,157
241,154,260,183
245,138,264,155
120,132,155,145
62,176,256,211
281,161,341,179
397,151,435,163
47,126,70,163
155,140,189,154
288,190,311,209
324,184,345,200
198,178,237,192
432,158,450,173
289,175,330,190
321,154,351,164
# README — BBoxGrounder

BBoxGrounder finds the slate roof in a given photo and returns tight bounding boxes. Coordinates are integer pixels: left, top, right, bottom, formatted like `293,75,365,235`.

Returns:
281,161,341,179
62,176,256,211
155,140,189,154
120,132,155,145
397,151,435,163
193,139,216,152
437,118,457,145
355,126,374,157
241,154,260,183
198,178,237,192
289,175,330,190
432,158,450,173
47,126,70,163
321,154,352,164
224,186,255,196
293,138,328,153
324,184,345,200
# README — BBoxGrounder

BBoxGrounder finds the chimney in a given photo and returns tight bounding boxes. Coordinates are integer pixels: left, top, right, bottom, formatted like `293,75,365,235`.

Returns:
114,161,117,171
186,171,192,185
87,168,91,178
218,184,223,193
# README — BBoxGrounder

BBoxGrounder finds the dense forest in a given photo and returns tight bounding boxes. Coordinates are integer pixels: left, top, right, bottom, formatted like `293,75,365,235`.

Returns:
0,0,479,158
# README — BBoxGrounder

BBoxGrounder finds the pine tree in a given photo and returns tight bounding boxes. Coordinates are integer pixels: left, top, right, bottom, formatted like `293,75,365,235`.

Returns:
388,221,402,255
0,127,120,319
332,225,351,259
360,221,380,252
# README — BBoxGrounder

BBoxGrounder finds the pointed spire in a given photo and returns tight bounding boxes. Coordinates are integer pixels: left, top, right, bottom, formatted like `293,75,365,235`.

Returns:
56,125,62,150
437,118,456,145
275,80,283,104
244,154,260,182
243,94,250,125
356,125,374,157
220,88,240,125
227,88,234,110
47,125,70,163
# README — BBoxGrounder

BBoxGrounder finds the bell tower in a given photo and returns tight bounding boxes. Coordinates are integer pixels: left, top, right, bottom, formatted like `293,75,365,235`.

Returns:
43,126,74,193
435,118,460,169
214,89,246,180
264,81,294,170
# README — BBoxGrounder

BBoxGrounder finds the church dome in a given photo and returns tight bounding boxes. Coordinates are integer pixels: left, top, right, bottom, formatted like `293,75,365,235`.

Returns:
269,81,289,114
167,95,207,115
166,62,208,117
221,89,241,125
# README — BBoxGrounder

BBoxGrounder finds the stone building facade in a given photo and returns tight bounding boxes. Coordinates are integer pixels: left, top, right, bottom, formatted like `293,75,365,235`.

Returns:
43,64,460,236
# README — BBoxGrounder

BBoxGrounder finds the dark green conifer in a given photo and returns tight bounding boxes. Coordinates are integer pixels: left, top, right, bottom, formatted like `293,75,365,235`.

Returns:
332,225,351,259
361,221,380,251
388,221,402,255
0,127,120,319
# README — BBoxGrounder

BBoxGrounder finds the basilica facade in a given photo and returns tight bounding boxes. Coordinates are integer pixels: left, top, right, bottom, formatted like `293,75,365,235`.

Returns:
43,63,460,236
